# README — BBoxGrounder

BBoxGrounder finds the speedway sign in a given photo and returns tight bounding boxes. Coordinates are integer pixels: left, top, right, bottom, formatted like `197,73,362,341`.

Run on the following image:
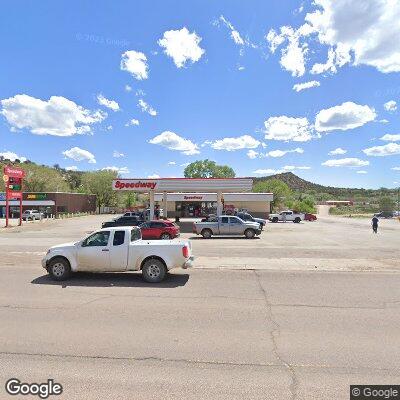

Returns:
113,180,158,191
112,178,253,193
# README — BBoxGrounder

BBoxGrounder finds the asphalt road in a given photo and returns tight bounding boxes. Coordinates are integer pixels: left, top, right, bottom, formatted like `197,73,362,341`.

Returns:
0,215,399,399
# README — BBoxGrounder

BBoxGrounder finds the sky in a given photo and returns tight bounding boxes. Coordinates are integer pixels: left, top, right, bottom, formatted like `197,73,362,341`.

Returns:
1,0,400,189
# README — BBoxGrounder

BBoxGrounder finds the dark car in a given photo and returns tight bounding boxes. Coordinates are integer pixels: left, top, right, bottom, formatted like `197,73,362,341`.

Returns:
101,216,144,228
374,211,393,219
236,212,266,229
140,220,180,240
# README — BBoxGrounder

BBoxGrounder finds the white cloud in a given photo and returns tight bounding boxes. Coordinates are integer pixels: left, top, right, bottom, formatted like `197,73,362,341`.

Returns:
63,147,96,164
266,25,313,77
149,131,199,155
1,94,106,136
102,166,130,175
120,50,148,80
113,151,124,158
384,100,397,112
96,94,120,112
180,162,190,167
322,158,369,167
148,174,160,179
267,1,400,75
310,44,351,74
356,170,368,174
247,150,259,159
158,27,205,68
253,165,310,175
293,80,320,92
329,147,347,155
380,134,400,141
305,0,400,74
264,116,314,142
125,118,140,126
266,147,304,157
125,85,132,92
363,142,400,157
217,15,245,46
136,89,145,97
391,167,400,171
106,125,113,131
0,151,26,162
253,169,278,175
65,166,78,171
315,102,376,132
167,161,176,165
138,99,157,116
209,135,260,151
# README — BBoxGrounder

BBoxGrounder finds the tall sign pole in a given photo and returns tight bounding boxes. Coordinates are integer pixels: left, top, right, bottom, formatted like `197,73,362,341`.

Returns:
4,175,9,228
3,165,25,228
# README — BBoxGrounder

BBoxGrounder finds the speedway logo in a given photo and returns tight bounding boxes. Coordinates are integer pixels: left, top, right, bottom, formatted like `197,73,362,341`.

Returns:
114,180,157,190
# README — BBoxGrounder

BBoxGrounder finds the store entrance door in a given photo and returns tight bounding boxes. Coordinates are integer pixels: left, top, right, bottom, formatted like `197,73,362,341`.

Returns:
176,201,217,217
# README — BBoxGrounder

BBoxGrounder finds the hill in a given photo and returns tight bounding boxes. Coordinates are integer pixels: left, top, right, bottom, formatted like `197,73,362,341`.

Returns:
251,172,396,201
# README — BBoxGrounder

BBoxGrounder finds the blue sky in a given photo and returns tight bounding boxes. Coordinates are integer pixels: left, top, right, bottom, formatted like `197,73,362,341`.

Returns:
1,0,400,188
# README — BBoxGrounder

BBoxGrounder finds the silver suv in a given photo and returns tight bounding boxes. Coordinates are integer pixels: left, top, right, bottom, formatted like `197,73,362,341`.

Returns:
22,210,43,221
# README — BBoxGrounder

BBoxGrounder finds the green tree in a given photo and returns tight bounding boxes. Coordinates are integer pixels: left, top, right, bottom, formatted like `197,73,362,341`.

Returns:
81,170,118,212
124,192,137,209
253,179,292,211
379,196,395,212
184,159,235,178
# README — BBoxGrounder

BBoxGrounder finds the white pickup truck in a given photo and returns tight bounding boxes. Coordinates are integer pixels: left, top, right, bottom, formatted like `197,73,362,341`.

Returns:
42,227,194,283
268,210,304,223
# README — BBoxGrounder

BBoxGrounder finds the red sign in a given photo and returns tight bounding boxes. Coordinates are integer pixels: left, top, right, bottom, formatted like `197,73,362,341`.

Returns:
4,165,25,178
3,165,24,227
7,191,22,200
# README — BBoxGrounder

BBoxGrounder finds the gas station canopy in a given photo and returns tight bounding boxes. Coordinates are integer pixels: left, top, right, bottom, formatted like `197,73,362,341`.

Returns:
112,178,254,220
112,178,253,193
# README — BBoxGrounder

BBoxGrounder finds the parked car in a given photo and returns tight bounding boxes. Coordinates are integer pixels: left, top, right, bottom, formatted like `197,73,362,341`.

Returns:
140,220,180,240
42,227,194,283
236,212,267,229
101,215,144,228
374,211,393,219
122,211,142,217
193,215,262,239
268,210,304,223
304,213,317,221
22,209,43,221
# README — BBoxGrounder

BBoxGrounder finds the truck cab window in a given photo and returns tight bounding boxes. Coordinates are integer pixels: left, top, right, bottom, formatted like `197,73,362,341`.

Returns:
82,231,110,247
221,217,229,223
131,228,141,242
113,231,125,246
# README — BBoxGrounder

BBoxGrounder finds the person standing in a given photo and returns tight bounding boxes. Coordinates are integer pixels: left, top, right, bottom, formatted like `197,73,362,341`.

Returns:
372,216,379,234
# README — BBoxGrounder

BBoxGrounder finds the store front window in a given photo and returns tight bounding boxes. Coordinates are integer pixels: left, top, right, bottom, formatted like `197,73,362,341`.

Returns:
175,201,217,217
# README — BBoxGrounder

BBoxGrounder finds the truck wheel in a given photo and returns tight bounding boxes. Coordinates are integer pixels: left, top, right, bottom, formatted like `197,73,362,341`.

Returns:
48,257,71,281
160,233,171,240
294,217,301,223
272,217,278,223
142,259,167,283
201,229,212,239
244,229,255,239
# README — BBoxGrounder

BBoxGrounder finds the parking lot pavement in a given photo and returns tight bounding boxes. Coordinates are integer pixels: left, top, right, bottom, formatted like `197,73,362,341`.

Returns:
0,215,399,399
1,214,399,272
